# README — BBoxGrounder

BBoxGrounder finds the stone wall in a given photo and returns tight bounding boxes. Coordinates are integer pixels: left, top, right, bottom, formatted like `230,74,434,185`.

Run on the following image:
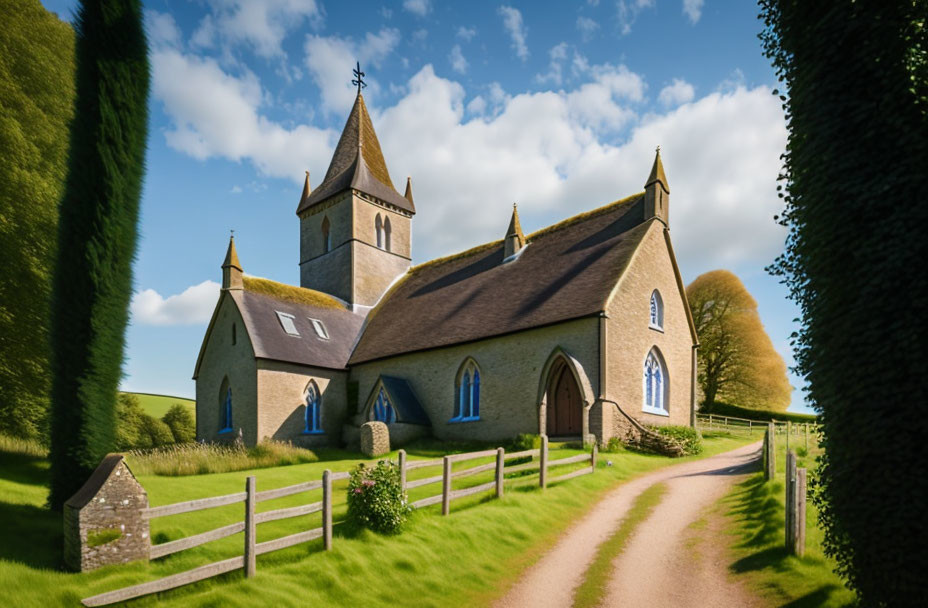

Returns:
195,292,259,445
601,221,696,438
351,240,410,307
64,457,150,572
256,360,348,447
350,317,600,443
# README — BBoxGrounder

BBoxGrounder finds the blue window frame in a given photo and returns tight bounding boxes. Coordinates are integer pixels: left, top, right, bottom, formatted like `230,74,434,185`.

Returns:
642,350,668,415
452,360,481,421
373,388,395,424
304,383,323,434
220,387,233,432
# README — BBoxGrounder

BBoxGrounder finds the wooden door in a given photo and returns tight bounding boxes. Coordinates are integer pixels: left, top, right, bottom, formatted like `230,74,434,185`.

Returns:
547,364,582,436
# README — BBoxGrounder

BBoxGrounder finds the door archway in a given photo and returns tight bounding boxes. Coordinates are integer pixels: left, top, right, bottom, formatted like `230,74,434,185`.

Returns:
546,359,582,436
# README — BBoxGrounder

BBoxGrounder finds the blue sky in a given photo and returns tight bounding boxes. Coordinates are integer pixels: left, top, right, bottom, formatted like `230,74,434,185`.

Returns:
40,0,810,414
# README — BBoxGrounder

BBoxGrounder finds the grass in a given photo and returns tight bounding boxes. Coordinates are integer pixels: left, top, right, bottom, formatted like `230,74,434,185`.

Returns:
720,430,855,607
123,392,195,420
572,482,667,608
703,401,818,424
125,441,321,476
0,433,755,608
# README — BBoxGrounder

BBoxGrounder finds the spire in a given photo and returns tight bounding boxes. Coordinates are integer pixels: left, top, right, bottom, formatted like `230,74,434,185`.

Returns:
404,176,414,205
222,234,243,290
644,147,670,225
504,203,525,259
645,146,669,193
296,92,414,216
299,170,311,205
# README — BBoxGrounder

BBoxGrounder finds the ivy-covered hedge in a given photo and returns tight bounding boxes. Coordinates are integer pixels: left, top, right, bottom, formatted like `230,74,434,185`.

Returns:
759,1,928,604
650,425,702,456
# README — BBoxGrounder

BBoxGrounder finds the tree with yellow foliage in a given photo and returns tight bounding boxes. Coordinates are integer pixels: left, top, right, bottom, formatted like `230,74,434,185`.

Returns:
686,270,791,412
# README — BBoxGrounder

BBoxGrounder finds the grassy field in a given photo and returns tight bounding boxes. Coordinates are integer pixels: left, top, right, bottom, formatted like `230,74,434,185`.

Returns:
122,392,195,419
721,430,855,607
0,434,755,608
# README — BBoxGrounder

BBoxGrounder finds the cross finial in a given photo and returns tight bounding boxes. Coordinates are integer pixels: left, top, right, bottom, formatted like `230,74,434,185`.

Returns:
230,229,235,238
352,61,366,94
656,145,661,154
513,202,517,209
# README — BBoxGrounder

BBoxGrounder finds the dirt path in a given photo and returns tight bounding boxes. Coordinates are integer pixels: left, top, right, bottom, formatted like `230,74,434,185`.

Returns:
494,442,761,608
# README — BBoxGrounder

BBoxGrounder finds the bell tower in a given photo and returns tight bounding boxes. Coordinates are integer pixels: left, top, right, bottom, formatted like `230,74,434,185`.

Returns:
296,91,415,309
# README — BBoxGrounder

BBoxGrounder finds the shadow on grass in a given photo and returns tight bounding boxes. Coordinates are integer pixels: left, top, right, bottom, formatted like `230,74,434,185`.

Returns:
0,451,50,487
781,585,842,608
0,500,62,570
729,475,782,549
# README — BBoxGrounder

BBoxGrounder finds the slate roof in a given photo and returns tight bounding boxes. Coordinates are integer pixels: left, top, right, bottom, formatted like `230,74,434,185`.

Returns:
349,193,652,364
237,283,365,370
296,93,414,216
379,376,430,425
65,454,133,510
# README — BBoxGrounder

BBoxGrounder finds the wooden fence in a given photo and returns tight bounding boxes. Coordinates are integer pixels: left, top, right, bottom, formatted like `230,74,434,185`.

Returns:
82,439,596,606
696,413,818,447
785,450,807,556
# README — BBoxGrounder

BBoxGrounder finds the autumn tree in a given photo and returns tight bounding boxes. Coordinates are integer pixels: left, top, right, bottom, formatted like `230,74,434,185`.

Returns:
0,0,74,439
686,270,791,412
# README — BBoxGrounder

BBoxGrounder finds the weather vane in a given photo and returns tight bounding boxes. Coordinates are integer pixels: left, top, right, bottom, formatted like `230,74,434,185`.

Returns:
352,61,366,94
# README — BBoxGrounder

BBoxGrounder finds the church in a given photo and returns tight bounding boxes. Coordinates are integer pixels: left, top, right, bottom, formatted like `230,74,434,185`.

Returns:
193,90,699,449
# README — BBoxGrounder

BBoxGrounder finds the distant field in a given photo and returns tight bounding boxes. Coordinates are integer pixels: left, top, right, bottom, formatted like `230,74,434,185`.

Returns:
123,392,195,419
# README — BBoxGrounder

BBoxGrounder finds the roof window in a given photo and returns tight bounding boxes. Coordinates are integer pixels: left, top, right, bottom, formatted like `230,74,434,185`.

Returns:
276,311,300,337
309,318,329,340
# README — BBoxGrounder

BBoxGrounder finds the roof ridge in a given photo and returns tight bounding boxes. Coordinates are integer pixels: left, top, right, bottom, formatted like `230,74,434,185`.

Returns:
242,276,346,310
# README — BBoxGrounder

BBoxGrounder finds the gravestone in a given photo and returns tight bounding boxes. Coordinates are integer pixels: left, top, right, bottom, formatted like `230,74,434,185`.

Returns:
63,454,150,572
360,421,390,457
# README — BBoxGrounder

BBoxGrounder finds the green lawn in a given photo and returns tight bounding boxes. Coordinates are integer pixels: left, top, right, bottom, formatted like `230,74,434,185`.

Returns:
0,434,755,608
721,431,855,607
122,392,195,419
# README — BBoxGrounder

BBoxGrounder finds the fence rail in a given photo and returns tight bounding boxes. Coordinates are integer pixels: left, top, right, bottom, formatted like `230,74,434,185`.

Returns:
83,440,596,606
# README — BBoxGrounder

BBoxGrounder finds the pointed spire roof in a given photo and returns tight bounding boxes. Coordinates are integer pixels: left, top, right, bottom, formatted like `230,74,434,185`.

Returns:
645,147,669,192
404,176,414,206
222,235,242,271
506,203,524,241
299,171,311,205
296,93,414,215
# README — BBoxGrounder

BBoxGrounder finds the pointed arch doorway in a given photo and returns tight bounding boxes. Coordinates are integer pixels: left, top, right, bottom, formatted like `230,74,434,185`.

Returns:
546,359,583,437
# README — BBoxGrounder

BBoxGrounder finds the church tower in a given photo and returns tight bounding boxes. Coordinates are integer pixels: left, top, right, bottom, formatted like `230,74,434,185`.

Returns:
296,92,415,309
644,147,670,225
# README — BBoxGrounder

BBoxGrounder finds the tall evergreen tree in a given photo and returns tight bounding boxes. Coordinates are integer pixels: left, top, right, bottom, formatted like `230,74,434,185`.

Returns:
0,0,75,440
760,1,928,604
47,0,149,510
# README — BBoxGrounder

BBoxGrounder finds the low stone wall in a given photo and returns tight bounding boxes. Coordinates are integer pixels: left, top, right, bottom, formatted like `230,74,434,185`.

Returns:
610,403,685,457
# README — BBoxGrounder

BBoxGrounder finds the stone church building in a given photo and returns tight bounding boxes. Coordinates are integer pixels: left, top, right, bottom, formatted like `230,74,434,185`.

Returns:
194,91,699,448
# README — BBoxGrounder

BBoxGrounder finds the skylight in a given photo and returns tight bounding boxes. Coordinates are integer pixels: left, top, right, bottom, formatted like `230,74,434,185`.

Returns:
309,318,329,340
275,311,300,337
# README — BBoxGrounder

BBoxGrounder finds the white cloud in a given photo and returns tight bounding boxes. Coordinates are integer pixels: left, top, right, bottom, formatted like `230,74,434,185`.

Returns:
683,0,705,24
192,0,322,58
449,45,468,74
403,0,431,16
617,0,655,35
456,26,477,42
498,6,529,61
576,16,599,41
304,28,401,115
131,281,220,326
658,78,695,107
536,42,568,85
146,10,182,50
230,185,243,194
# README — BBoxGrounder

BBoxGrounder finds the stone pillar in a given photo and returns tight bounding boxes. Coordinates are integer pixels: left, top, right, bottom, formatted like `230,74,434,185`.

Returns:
360,421,390,457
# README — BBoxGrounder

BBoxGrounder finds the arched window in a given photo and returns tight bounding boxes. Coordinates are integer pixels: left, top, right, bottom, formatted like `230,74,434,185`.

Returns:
304,381,322,434
642,349,669,415
373,387,395,424
321,216,331,253
452,359,481,421
384,217,392,252
375,214,383,249
649,290,664,329
219,382,233,432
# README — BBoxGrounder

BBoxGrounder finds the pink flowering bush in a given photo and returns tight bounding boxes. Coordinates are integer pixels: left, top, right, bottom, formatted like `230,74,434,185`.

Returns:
346,460,410,534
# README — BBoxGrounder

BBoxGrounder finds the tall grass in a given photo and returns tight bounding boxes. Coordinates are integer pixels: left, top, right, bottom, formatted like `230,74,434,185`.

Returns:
0,433,48,458
125,441,319,476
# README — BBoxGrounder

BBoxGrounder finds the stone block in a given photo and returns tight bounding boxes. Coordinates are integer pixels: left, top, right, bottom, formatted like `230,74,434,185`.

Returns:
360,421,390,457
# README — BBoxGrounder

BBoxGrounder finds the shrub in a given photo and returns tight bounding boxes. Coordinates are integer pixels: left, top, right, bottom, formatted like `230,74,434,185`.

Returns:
601,437,625,453
138,415,174,449
651,425,702,456
115,393,146,450
162,404,195,443
347,460,410,534
510,433,541,451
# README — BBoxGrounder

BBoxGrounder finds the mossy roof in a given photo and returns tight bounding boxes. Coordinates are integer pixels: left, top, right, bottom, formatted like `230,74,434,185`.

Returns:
243,276,343,309
350,193,652,364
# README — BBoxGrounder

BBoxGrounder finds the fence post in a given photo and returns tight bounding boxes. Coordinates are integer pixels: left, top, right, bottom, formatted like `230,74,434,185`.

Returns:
795,468,807,557
749,420,752,434
398,449,407,493
709,414,713,429
785,450,796,551
540,436,549,489
764,423,776,481
786,421,791,451
804,423,809,451
244,476,256,578
441,455,452,516
495,448,505,499
322,470,332,551
591,442,598,473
